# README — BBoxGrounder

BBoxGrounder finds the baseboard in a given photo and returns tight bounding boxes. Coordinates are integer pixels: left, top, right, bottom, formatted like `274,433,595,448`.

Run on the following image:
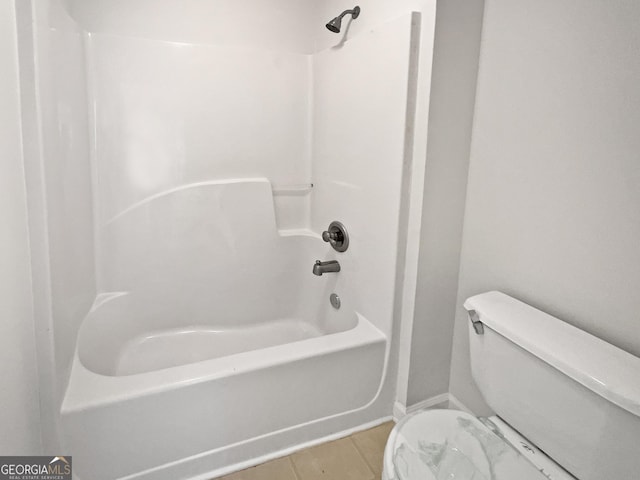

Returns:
447,393,474,414
393,393,447,421
394,393,475,421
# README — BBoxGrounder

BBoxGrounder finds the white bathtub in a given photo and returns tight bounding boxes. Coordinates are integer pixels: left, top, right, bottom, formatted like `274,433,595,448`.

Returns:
77,286,364,377
62,292,386,479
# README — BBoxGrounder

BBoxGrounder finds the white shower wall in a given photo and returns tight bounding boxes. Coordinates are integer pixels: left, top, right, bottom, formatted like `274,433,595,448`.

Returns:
88,35,312,224
0,0,41,454
87,33,314,294
311,13,420,338
87,14,420,333
65,0,319,53
16,0,96,451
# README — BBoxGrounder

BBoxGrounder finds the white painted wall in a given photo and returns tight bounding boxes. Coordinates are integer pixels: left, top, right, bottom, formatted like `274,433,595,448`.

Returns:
407,0,485,406
0,0,41,454
450,0,640,414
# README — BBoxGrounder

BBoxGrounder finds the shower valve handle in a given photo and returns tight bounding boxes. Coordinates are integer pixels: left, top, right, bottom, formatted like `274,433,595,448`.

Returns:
322,230,341,246
321,221,349,253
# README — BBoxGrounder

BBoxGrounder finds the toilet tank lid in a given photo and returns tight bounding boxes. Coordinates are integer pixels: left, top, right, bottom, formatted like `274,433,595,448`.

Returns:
464,291,640,417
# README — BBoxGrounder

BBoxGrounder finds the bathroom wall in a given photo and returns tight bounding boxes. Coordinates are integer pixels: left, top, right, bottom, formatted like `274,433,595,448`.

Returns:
312,0,444,412
87,33,312,293
450,0,640,414
87,34,310,223
0,0,41,454
311,12,420,337
64,0,317,53
407,0,485,406
15,0,96,449
83,2,431,326
310,0,485,409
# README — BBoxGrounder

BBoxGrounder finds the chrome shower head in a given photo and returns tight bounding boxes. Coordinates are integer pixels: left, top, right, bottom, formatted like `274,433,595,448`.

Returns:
326,6,361,34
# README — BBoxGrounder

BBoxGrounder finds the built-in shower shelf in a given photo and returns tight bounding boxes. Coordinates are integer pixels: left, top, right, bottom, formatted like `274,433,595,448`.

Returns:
272,183,314,196
272,183,313,231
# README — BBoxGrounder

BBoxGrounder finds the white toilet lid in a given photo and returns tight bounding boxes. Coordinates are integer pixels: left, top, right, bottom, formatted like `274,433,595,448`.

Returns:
383,410,548,480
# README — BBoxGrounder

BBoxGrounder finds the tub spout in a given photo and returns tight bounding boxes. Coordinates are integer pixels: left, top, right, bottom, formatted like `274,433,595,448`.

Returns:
313,260,341,276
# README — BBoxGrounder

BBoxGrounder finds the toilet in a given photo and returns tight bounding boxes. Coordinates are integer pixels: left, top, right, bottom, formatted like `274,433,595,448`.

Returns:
383,291,640,480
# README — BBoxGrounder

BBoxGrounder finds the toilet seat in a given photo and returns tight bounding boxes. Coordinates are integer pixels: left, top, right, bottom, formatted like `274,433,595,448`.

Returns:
382,410,572,480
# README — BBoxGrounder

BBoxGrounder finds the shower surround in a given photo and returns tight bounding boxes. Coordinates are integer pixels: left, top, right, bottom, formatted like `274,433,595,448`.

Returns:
18,1,431,478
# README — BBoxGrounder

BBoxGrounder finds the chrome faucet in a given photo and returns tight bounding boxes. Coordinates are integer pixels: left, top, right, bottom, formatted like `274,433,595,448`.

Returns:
313,260,341,276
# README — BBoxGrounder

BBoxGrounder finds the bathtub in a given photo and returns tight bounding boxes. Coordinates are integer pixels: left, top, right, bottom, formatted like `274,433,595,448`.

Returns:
62,293,385,479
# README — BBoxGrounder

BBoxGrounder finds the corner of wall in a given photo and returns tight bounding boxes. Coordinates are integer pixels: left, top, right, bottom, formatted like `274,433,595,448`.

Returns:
405,0,485,407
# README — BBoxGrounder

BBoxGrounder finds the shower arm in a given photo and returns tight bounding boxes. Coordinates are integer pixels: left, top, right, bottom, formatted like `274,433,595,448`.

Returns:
336,7,360,21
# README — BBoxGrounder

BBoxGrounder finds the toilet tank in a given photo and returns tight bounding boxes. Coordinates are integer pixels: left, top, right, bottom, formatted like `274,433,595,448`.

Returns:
464,291,640,480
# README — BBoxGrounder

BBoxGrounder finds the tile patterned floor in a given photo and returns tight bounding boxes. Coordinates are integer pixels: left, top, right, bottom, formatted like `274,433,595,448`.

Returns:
216,421,395,480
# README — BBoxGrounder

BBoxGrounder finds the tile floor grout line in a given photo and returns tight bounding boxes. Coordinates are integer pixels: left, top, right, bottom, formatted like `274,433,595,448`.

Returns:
347,436,377,479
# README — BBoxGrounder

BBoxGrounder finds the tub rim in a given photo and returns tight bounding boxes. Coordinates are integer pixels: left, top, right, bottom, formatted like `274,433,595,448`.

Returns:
62,311,386,414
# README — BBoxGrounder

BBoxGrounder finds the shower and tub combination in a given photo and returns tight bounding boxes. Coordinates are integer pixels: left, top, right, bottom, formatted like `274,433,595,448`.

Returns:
18,1,425,478
63,178,391,479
